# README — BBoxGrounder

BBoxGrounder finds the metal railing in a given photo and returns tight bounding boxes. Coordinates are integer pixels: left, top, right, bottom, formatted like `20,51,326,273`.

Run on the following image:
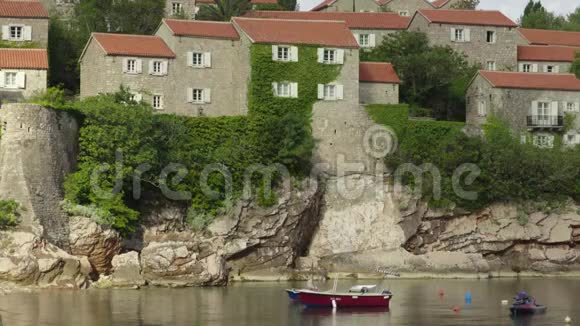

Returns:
526,115,563,128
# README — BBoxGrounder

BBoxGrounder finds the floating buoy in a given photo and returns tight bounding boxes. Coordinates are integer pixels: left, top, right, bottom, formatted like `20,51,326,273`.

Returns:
453,305,460,312
565,316,572,323
465,292,472,304
501,300,509,305
439,289,445,296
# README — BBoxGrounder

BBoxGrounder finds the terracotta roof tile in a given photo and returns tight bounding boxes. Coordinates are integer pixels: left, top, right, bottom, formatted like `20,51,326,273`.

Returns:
519,28,580,47
163,19,240,39
92,33,175,58
0,1,48,18
480,71,580,92
233,17,359,48
245,11,410,30
0,48,48,69
417,9,517,27
359,62,400,83
518,45,579,62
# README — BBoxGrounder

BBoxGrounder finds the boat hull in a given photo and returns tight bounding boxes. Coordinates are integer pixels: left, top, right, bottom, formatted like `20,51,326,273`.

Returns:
510,305,547,315
286,289,299,301
297,291,391,308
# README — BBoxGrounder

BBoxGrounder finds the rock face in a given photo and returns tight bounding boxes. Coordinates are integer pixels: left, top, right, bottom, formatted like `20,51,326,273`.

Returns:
0,231,90,288
0,104,79,249
403,201,580,272
69,216,122,274
110,251,144,287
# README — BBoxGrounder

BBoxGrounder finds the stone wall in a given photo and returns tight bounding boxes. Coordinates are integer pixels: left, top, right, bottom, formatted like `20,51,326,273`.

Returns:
352,28,399,49
0,69,47,102
466,74,580,135
381,0,433,16
517,60,573,74
164,0,197,19
359,82,399,105
409,14,518,70
0,17,49,48
0,104,79,249
319,0,379,12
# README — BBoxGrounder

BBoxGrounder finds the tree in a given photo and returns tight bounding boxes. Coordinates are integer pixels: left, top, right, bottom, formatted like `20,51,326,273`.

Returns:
520,0,567,30
450,0,479,10
564,7,580,31
277,0,297,10
362,31,478,120
196,0,251,21
572,51,580,78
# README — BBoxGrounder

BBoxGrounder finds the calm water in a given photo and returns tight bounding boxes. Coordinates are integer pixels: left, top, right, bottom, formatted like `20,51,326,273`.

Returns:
0,278,579,326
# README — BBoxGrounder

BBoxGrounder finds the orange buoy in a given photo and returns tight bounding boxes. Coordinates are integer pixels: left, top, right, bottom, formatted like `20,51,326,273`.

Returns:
453,305,460,312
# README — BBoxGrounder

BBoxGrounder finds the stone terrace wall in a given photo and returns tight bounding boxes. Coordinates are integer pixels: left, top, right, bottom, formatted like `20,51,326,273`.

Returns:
0,104,79,249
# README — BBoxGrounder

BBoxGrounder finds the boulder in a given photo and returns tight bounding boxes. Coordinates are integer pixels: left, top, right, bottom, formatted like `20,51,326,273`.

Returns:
110,251,145,287
69,216,122,274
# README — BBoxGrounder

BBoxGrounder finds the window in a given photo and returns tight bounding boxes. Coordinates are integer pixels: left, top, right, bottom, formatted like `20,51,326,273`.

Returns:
522,64,531,73
398,10,410,16
276,82,290,97
546,65,554,73
3,72,17,88
9,26,23,40
454,29,464,42
152,61,162,75
324,85,336,99
565,102,579,112
192,52,203,67
533,134,554,148
323,49,336,64
486,61,496,71
192,89,203,103
152,95,163,110
477,100,486,116
171,2,183,15
126,59,137,73
277,46,290,61
486,31,496,43
359,34,370,47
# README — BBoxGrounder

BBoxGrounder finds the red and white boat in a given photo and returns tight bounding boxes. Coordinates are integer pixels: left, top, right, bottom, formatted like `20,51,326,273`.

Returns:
296,285,393,308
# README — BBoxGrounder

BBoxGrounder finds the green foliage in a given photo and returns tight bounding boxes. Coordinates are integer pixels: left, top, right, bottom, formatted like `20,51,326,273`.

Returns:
362,31,478,120
30,87,68,107
368,106,580,210
573,51,580,78
450,0,479,9
0,40,39,48
60,200,115,225
277,0,297,10
520,1,579,31
197,0,251,21
254,3,285,10
0,200,22,230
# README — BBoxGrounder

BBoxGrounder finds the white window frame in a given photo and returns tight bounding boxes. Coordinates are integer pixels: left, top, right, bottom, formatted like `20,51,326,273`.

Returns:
323,49,336,64
277,46,290,62
522,64,531,73
324,84,336,100
3,71,18,89
486,61,496,71
455,29,464,42
124,58,139,74
477,100,486,116
152,95,163,110
9,25,23,41
192,88,204,104
317,83,343,101
486,30,496,44
398,10,410,17
358,34,370,47
565,102,579,113
151,60,163,75
192,52,203,67
171,2,183,15
546,65,554,73
533,134,554,149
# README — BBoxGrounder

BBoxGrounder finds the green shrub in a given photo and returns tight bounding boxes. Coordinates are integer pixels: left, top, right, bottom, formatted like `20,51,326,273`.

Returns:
0,200,22,230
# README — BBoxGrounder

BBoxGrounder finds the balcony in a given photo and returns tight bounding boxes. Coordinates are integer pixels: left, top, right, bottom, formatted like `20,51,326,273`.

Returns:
526,115,563,129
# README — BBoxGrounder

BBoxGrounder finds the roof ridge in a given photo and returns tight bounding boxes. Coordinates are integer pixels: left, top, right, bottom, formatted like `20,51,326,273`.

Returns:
483,70,577,76
164,18,233,25
519,27,580,33
92,32,162,39
234,17,347,24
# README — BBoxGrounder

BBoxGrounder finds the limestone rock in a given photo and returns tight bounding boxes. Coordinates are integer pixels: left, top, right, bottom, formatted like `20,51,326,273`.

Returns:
69,216,122,274
110,251,145,287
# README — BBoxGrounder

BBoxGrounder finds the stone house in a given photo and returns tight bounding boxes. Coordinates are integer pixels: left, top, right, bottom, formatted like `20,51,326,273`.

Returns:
408,9,519,70
165,0,278,19
244,11,410,49
466,70,580,148
0,48,48,102
154,19,246,117
311,0,457,16
0,1,49,48
517,45,578,74
359,62,400,104
518,28,580,47
79,33,176,111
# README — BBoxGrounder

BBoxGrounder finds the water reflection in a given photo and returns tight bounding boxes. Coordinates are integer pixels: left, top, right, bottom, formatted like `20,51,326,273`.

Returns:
0,278,578,326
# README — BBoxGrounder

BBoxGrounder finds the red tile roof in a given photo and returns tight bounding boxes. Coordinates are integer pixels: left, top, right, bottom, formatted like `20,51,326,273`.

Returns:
0,1,48,18
416,9,517,27
245,11,410,30
479,71,580,92
233,17,359,48
518,45,579,62
163,19,240,39
0,48,48,69
92,33,176,58
359,62,400,83
518,28,580,47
